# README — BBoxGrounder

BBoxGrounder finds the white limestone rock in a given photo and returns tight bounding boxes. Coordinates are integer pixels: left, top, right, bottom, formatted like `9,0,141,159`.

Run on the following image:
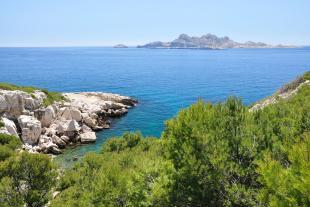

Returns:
80,131,96,143
70,108,82,122
52,134,66,148
0,95,8,113
66,120,80,132
82,113,96,128
18,115,41,145
1,117,18,136
34,106,55,127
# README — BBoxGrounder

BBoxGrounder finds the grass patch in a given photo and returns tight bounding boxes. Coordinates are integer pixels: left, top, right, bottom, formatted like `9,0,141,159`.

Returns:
0,82,37,93
42,90,67,107
0,82,67,107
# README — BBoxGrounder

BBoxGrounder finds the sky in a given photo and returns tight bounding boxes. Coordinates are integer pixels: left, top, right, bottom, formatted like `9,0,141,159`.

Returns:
0,0,309,47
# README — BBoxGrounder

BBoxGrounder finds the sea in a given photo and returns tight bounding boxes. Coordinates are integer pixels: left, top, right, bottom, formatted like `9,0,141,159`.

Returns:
0,47,309,167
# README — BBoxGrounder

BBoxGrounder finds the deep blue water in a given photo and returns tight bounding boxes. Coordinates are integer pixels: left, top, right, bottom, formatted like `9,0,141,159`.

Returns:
0,47,309,166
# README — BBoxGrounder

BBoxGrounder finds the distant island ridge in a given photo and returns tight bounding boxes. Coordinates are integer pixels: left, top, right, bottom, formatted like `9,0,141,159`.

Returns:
113,44,128,48
137,33,296,49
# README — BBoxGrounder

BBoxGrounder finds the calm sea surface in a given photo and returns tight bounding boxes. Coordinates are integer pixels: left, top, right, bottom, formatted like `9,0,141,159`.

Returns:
0,47,309,166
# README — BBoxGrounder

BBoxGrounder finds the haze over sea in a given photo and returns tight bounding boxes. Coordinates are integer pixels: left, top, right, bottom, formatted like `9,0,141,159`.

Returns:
1,47,309,166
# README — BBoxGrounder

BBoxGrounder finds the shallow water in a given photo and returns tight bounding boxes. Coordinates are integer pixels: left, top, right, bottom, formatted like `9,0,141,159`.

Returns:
0,47,309,167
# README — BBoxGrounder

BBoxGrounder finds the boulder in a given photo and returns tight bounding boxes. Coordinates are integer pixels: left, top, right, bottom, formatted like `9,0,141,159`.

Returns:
66,120,80,132
18,115,41,145
60,107,82,121
65,120,80,138
80,132,96,143
60,135,70,143
3,91,25,118
82,113,96,128
49,146,62,155
38,135,51,145
61,107,72,120
52,134,66,148
1,117,18,137
34,106,55,127
70,108,82,122
81,124,92,133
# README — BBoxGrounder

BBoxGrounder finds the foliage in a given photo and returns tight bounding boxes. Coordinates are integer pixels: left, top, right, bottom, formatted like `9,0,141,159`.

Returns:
51,133,168,207
303,71,310,80
42,90,67,107
0,133,57,207
0,134,21,162
1,73,306,206
162,98,260,206
257,132,310,207
0,82,66,107
52,79,309,207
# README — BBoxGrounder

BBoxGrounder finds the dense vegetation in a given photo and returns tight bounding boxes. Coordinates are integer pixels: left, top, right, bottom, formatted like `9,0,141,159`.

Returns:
0,134,57,207
0,72,309,206
0,82,66,106
51,74,309,206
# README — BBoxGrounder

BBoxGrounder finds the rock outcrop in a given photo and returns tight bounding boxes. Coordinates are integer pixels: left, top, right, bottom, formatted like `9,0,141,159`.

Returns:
0,88,137,155
0,117,18,136
17,115,42,145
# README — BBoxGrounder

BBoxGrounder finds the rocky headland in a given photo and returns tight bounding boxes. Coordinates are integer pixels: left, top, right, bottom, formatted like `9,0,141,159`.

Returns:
138,33,296,49
0,84,137,155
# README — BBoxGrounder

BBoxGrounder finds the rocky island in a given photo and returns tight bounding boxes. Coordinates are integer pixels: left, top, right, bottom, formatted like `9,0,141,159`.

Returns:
113,44,128,48
138,33,295,49
0,83,137,155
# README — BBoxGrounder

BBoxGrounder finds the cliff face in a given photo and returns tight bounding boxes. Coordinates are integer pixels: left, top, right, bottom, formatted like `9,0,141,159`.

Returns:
138,33,293,49
0,87,137,155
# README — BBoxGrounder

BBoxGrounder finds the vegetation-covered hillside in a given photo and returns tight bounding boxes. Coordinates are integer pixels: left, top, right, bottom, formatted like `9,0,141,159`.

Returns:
51,72,309,207
0,72,309,207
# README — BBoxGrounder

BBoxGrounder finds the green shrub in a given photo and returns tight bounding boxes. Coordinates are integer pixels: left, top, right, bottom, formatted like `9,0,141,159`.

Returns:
0,134,21,150
0,152,57,207
303,71,310,80
42,91,67,107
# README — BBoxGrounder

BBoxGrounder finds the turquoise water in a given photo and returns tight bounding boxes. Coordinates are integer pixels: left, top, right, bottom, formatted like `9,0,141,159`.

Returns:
0,47,309,166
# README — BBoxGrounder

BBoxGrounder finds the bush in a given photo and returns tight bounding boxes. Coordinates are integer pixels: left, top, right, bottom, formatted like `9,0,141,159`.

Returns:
0,152,57,207
0,134,21,151
303,71,310,80
52,134,166,207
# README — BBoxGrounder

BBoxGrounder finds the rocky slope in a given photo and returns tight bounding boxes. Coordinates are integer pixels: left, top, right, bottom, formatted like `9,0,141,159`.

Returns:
138,33,295,49
0,87,137,155
250,77,309,112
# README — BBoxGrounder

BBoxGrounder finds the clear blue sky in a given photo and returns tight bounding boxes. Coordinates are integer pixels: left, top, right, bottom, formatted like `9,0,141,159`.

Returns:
0,0,309,47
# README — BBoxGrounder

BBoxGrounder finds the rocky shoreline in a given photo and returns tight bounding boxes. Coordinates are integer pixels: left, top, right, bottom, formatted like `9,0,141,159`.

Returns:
0,88,137,155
